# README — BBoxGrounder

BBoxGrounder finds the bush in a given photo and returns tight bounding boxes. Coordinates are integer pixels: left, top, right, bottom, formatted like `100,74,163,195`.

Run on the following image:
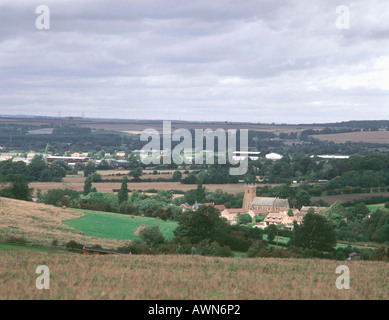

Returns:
65,240,84,252
216,245,234,257
139,226,165,248
6,235,27,245
247,240,267,258
117,240,148,254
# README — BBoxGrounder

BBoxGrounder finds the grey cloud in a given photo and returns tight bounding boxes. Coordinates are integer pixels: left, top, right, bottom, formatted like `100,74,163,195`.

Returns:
0,0,389,123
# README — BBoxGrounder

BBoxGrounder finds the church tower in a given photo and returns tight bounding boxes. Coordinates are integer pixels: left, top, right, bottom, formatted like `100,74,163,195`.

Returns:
243,184,257,211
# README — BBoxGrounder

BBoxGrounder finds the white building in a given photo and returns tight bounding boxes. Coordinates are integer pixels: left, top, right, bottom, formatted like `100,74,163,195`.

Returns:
265,152,283,160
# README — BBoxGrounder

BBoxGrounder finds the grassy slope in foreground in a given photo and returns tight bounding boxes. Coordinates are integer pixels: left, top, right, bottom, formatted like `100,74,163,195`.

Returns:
63,209,178,241
0,251,387,300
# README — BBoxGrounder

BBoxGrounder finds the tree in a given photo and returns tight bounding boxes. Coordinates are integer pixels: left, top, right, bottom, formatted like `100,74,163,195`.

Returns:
172,170,182,182
129,167,143,181
28,155,47,181
292,212,337,252
266,225,276,242
139,226,165,248
238,213,252,225
174,205,230,245
84,161,96,177
0,174,33,201
195,180,206,203
118,176,129,204
287,208,294,217
51,159,70,171
295,190,311,208
83,175,93,195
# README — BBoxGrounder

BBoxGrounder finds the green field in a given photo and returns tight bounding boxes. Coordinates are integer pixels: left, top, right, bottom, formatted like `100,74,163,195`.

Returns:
367,204,385,211
63,209,178,241
262,234,290,245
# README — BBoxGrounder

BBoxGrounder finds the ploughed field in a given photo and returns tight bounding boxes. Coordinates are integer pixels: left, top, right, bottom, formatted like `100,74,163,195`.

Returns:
0,251,387,300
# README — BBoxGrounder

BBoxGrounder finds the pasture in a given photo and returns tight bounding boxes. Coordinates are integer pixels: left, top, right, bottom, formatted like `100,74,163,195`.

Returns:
367,204,386,211
63,209,178,241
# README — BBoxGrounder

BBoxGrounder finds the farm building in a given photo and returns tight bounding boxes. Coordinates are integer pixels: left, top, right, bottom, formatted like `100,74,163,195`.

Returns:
347,252,362,261
45,156,93,165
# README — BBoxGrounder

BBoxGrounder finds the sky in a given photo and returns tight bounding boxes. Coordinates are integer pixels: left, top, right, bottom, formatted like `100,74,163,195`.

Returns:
0,0,389,124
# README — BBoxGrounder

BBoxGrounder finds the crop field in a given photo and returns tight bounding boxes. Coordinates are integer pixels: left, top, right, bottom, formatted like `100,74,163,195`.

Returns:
30,180,248,195
310,131,389,144
0,251,387,300
63,209,178,241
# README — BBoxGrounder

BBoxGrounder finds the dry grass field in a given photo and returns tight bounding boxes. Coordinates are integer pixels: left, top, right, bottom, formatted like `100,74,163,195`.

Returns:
311,131,389,144
0,251,387,300
0,197,128,249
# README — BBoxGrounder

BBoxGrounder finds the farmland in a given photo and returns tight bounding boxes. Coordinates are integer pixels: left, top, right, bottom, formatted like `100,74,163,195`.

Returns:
0,251,387,300
310,130,389,144
63,209,178,241
0,197,174,249
0,117,323,135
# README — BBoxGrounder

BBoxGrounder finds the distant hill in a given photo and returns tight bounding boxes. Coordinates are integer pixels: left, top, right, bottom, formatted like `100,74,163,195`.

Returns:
307,120,389,129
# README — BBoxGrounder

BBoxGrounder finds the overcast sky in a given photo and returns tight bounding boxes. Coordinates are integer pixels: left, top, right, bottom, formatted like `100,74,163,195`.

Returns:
1,0,389,124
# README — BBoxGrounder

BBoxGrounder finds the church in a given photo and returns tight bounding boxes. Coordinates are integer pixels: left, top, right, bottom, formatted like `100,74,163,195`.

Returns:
242,184,290,212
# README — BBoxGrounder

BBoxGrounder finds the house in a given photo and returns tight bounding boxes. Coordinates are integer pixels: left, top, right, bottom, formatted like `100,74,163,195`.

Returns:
242,184,289,212
12,157,29,164
292,211,306,225
213,204,227,212
45,156,93,165
300,206,327,214
180,202,193,212
347,252,362,261
263,212,293,226
220,208,247,223
116,151,126,159
248,209,269,221
265,152,283,161
71,152,81,157
27,153,38,160
192,201,204,211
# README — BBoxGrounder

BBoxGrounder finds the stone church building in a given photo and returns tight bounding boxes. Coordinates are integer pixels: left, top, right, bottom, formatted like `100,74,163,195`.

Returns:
242,184,290,212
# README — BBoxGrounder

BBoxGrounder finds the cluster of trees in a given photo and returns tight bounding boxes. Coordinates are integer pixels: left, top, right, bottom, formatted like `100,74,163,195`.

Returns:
0,123,144,154
0,156,69,182
0,174,33,201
